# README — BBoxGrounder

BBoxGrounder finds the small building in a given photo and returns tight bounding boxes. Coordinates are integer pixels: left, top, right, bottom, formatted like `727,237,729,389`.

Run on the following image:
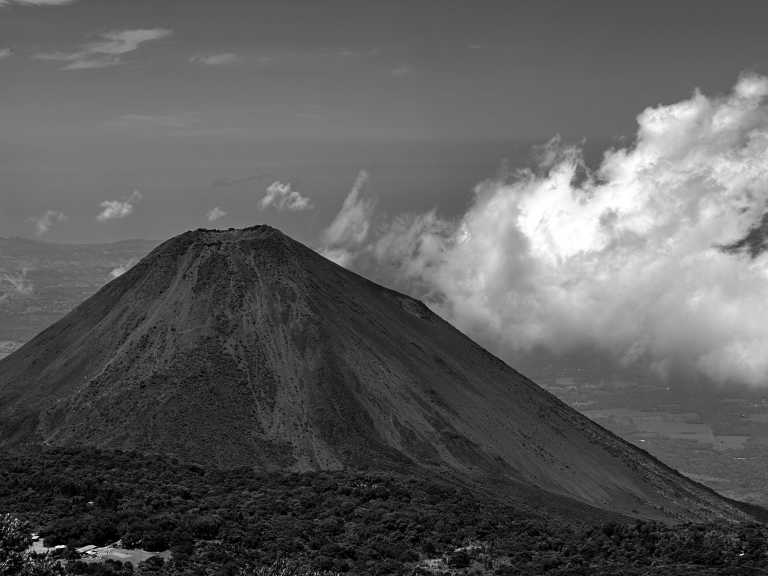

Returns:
419,557,447,570
453,541,485,554
76,545,98,556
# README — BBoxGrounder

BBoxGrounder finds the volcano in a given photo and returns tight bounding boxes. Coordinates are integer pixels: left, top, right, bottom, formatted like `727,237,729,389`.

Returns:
0,226,755,522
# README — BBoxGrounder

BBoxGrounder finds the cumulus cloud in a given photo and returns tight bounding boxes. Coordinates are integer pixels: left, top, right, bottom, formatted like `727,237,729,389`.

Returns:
28,210,66,236
97,189,142,222
0,49,12,59
322,75,768,387
207,206,227,222
260,181,312,212
190,53,239,66
35,28,172,70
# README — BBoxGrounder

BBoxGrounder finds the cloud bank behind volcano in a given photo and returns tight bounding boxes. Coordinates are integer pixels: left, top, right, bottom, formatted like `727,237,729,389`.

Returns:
324,75,768,387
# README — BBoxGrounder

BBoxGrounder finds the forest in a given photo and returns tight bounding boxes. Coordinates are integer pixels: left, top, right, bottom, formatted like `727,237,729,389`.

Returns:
2,447,768,575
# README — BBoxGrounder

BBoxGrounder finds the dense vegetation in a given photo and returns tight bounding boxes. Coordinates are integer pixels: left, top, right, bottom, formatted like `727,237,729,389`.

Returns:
2,447,768,575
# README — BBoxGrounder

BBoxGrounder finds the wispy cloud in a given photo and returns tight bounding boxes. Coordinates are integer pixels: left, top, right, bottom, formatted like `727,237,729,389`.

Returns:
207,206,227,222
105,114,245,137
0,49,12,60
97,189,142,222
261,181,312,212
35,28,172,71
211,174,263,188
337,48,379,58
190,53,239,66
391,65,412,77
106,114,188,129
28,210,66,236
320,170,374,266
109,259,137,280
0,0,77,6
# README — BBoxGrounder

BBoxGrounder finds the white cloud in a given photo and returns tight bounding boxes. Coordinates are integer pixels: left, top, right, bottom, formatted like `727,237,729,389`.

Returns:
97,189,142,222
109,259,137,280
320,170,374,266
207,206,227,222
28,210,66,236
190,53,239,66
322,75,768,388
97,201,133,221
260,181,312,212
35,28,172,70
0,49,12,60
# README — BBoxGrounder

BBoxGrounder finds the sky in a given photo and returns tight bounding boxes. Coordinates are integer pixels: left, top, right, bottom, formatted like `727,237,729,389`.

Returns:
4,0,768,389
2,0,768,243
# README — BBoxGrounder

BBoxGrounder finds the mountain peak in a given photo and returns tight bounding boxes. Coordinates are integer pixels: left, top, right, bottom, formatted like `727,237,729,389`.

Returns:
118,224,311,297
186,224,285,242
148,224,294,260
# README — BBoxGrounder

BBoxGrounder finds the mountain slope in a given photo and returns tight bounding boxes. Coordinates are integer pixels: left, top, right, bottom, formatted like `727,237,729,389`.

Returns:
0,226,754,523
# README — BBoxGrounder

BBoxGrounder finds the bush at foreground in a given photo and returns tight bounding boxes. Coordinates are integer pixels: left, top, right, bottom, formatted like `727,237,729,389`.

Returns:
239,559,341,576
0,513,64,576
2,514,338,576
2,447,768,575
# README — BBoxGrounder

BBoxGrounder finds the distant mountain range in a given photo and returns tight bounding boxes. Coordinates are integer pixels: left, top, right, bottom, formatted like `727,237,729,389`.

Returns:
0,226,758,524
